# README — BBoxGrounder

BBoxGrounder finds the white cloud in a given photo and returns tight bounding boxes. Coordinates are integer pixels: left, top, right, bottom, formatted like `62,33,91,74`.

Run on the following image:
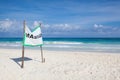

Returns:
0,19,13,31
33,21,42,27
52,23,80,31
94,24,107,34
53,24,71,30
93,24,120,35
0,19,119,37
94,24,103,28
43,24,50,28
33,21,80,31
33,21,38,26
0,19,22,32
42,23,81,37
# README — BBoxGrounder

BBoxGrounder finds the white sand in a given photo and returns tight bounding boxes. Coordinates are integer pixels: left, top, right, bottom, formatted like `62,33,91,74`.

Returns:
0,48,120,80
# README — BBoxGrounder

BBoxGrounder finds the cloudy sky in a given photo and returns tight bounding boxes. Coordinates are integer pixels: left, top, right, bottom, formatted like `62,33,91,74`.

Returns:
0,0,120,38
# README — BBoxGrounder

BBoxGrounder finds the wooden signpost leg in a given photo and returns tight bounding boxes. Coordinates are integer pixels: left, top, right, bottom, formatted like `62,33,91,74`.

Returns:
40,46,45,63
21,46,24,68
21,20,25,68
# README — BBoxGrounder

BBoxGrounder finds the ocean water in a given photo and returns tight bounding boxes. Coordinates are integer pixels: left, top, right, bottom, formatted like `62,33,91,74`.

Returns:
0,38,120,53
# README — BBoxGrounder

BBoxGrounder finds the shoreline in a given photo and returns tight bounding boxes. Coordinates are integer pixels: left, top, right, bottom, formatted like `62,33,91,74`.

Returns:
0,48,120,80
0,47,120,54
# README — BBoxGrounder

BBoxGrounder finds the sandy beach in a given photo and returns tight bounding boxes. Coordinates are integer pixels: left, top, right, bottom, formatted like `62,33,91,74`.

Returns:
0,48,120,80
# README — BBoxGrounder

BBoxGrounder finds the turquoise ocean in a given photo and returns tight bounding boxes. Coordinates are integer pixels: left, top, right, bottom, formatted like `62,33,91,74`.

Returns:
0,38,120,53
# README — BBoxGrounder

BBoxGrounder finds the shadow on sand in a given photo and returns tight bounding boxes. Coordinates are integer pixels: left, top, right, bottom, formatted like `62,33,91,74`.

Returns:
11,57,32,67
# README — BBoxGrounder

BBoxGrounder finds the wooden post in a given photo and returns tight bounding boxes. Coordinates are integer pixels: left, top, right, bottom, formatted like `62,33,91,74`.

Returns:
40,23,45,63
21,20,25,68
40,46,45,63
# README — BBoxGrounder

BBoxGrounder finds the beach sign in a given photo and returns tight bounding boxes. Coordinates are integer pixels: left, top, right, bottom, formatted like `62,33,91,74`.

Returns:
21,21,45,68
23,24,43,46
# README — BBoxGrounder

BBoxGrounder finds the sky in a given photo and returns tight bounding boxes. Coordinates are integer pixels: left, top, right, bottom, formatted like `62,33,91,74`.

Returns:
0,0,120,38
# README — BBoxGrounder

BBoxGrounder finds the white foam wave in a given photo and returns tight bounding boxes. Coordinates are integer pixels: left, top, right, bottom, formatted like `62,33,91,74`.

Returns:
0,41,120,53
0,42,21,47
44,41,84,45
